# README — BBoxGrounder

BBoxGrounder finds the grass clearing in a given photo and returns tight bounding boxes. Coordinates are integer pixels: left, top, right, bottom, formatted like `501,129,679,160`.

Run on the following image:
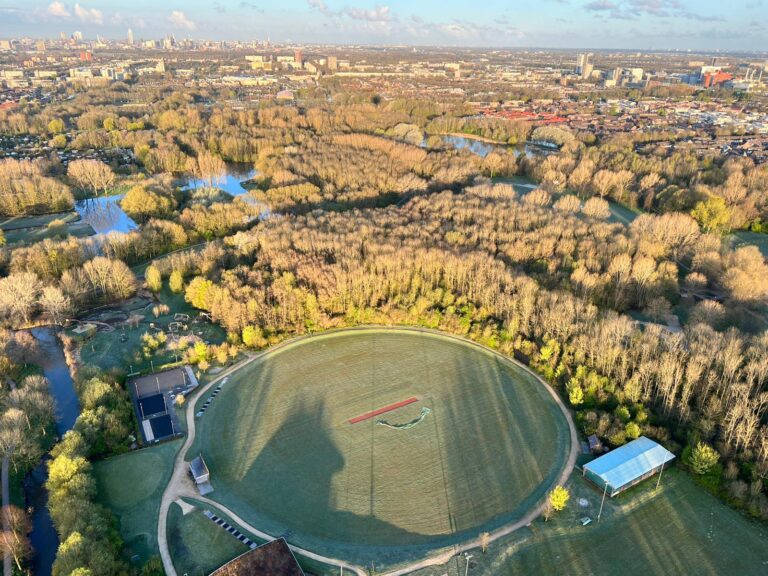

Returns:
190,328,571,567
76,287,226,374
730,231,768,259
167,504,249,576
3,220,94,245
94,439,182,564
0,212,80,231
0,211,94,245
607,199,643,225
413,469,768,576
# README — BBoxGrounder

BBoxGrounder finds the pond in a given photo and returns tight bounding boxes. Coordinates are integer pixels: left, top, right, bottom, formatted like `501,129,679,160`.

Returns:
431,134,546,159
25,326,81,576
183,162,257,197
75,194,138,235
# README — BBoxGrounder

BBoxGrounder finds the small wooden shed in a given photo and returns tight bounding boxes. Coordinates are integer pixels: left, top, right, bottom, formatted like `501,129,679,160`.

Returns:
190,454,210,485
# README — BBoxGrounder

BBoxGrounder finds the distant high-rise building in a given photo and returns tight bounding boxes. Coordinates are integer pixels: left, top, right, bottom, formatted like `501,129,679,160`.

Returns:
294,48,303,67
576,53,593,79
73,30,83,41
127,28,134,45
327,56,338,71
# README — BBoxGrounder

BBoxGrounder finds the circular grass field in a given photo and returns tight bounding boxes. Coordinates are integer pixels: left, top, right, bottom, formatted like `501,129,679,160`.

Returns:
193,328,572,555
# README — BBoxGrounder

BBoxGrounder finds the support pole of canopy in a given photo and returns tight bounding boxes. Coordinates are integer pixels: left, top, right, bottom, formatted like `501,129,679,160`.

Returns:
597,481,608,523
656,462,665,490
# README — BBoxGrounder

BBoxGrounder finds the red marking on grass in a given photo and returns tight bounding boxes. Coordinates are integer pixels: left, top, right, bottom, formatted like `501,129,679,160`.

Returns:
348,397,419,425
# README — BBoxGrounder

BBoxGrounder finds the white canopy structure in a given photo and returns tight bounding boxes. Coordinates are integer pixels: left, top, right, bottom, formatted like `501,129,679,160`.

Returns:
583,436,675,497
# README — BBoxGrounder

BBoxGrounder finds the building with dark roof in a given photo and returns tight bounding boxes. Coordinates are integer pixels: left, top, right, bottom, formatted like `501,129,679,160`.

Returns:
210,538,304,576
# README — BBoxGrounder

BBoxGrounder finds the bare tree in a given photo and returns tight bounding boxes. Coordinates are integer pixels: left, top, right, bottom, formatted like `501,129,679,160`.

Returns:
67,159,115,196
553,195,581,213
582,197,610,219
0,506,31,572
40,286,73,327
196,151,227,188
0,272,42,327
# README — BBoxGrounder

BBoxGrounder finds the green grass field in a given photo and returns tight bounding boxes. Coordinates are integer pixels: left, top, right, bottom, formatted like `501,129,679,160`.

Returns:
94,439,182,564
167,504,249,576
0,211,95,245
190,328,571,565
0,212,80,230
413,469,768,576
3,220,94,245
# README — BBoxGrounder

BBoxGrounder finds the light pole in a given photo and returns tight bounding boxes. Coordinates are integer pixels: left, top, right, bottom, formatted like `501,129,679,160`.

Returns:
464,552,473,576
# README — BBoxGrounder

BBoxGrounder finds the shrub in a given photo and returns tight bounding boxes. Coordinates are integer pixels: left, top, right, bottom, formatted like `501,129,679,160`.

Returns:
690,442,719,475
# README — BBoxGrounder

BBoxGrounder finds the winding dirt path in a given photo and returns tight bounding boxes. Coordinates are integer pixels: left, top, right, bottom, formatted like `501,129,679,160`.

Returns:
156,327,579,576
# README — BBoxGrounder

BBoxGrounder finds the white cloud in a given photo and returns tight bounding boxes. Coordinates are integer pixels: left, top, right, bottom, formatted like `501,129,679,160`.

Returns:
343,5,391,22
46,1,71,19
74,3,103,24
309,1,392,23
167,10,197,31
307,0,331,14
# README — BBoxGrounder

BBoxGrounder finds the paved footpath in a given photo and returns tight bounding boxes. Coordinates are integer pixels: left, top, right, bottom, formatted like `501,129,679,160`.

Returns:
156,329,580,576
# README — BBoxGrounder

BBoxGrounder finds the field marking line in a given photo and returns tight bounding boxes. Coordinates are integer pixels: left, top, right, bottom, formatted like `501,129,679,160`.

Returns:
348,396,420,424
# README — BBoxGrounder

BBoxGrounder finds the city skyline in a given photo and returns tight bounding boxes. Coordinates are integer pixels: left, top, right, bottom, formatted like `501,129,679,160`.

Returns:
0,0,766,51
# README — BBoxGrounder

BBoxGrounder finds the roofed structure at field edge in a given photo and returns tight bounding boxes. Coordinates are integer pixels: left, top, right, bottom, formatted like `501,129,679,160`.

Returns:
583,436,675,497
209,537,304,576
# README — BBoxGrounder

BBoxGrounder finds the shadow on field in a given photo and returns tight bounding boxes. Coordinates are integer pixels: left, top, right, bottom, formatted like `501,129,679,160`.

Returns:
240,389,430,545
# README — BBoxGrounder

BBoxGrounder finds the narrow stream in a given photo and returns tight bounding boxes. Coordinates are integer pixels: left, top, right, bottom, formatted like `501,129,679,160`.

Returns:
24,326,81,576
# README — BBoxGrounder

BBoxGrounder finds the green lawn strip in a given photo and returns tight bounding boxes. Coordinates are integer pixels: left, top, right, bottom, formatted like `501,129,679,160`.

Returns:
411,469,768,576
186,328,571,570
167,502,249,576
4,221,95,245
94,439,183,565
0,211,80,231
607,198,643,225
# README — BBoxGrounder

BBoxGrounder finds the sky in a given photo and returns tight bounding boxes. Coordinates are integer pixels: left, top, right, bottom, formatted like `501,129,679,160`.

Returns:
0,0,766,51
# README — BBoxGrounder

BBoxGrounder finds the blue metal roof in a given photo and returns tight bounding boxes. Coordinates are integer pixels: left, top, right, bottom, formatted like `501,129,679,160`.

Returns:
584,436,675,490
